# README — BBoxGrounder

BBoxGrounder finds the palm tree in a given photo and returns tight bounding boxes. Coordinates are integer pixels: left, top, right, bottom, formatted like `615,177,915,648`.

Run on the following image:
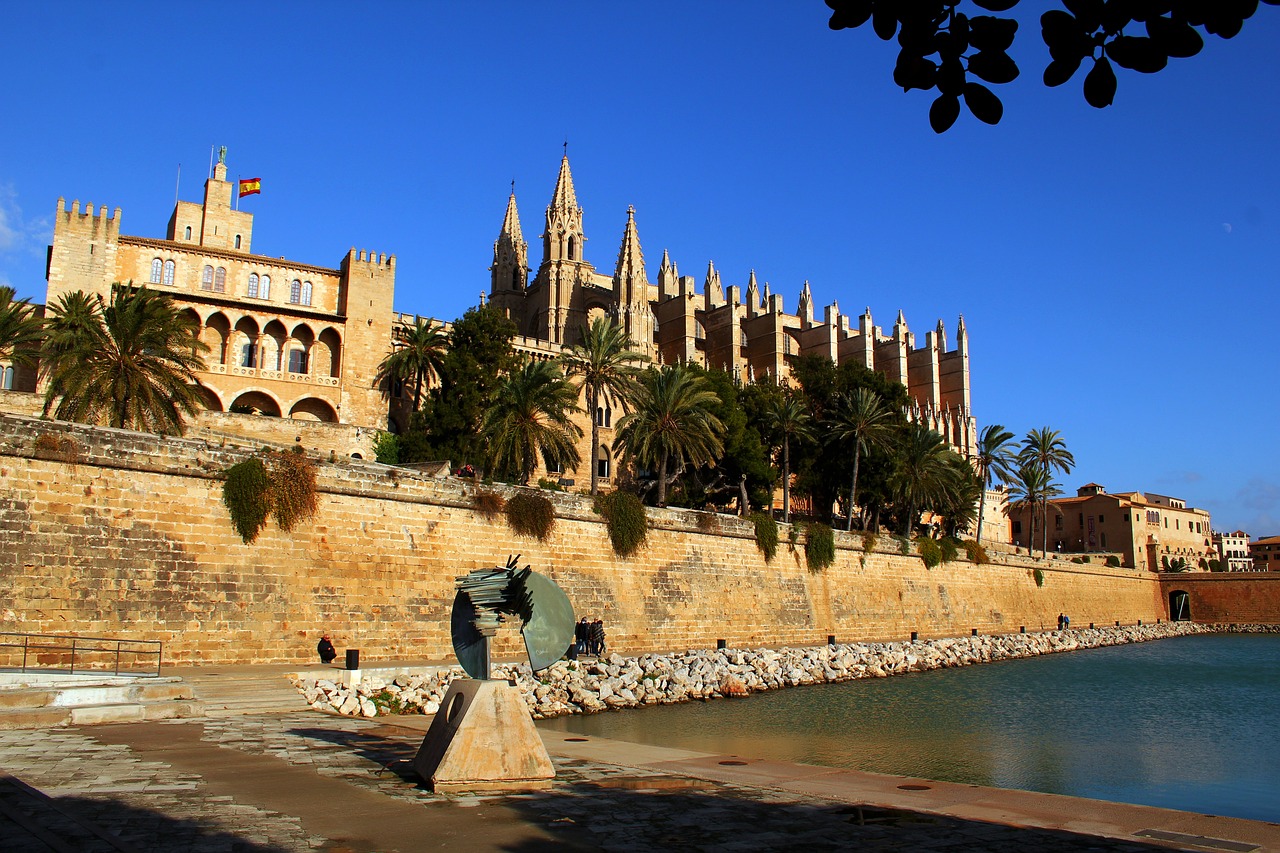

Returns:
615,365,725,506
0,285,44,369
481,358,583,485
1005,461,1062,557
890,423,952,536
41,285,208,435
559,317,649,494
934,451,984,538
973,424,1017,544
374,317,448,412
762,390,814,524
1019,427,1075,557
828,388,895,531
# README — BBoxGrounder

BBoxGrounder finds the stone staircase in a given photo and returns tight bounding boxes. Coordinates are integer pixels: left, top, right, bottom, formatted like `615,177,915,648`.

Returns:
179,668,312,717
0,676,204,729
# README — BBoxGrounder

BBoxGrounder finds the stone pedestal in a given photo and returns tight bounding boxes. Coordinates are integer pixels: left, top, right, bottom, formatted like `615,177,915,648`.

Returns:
412,679,554,792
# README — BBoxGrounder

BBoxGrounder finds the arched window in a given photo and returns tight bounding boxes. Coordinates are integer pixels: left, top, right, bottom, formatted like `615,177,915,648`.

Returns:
201,265,214,290
1,366,13,390
214,267,226,292
290,280,302,304
301,281,313,306
596,445,610,479
260,275,271,300
163,260,175,286
596,407,605,427
184,225,192,240
234,234,242,250
288,348,308,374
568,235,577,260
247,273,259,298
150,258,163,284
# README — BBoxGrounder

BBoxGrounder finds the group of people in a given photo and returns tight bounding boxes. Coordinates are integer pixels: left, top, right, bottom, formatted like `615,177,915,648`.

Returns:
1057,613,1072,631
574,617,607,657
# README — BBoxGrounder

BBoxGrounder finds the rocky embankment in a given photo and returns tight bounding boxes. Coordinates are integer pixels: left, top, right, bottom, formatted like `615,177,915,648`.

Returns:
293,621,1254,720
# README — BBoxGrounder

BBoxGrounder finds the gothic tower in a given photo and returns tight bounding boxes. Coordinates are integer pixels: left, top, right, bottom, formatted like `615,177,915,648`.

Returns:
489,187,528,322
527,155,596,344
612,205,654,352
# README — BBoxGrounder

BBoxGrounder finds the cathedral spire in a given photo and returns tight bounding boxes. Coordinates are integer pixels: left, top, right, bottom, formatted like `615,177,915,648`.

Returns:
490,187,528,298
541,154,586,264
613,205,647,295
550,155,578,218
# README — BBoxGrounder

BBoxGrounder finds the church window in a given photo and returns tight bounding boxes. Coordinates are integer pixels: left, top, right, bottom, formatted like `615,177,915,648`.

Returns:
288,348,308,374
214,267,226,293
595,406,612,428
184,226,192,240
301,281,313,306
784,335,792,355
163,260,175,286
260,275,271,299
234,234,242,250
290,280,302,304
1,366,13,390
247,273,259,298
512,268,520,290
596,445,610,479
201,265,214,290
150,258,163,284
568,235,577,260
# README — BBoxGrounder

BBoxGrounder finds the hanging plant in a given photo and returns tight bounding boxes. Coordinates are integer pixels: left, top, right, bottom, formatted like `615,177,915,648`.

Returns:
506,491,556,541
594,491,647,557
223,458,271,543
751,513,778,562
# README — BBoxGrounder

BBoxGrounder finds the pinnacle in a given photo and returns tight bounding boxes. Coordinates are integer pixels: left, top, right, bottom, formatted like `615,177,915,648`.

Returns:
550,155,579,214
500,190,523,243
613,206,646,290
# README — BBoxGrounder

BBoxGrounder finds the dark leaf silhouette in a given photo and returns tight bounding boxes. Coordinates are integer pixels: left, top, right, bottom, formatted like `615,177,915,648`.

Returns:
1063,0,1104,30
1146,16,1204,57
930,93,961,132
963,81,1004,123
937,57,966,94
1043,54,1083,86
1107,35,1169,72
1083,55,1117,107
894,52,938,91
826,0,872,30
873,6,899,39
968,49,1020,83
969,15,1018,51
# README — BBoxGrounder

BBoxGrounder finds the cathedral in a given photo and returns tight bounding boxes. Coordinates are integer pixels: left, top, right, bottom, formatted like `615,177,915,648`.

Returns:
485,155,977,459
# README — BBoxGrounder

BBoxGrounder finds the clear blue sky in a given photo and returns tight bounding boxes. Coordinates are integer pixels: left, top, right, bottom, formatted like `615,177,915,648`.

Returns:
1,3,1276,536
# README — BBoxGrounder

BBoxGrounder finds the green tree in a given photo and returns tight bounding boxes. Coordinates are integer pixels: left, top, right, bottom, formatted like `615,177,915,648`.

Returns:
1020,427,1075,556
1005,460,1060,558
829,387,896,531
41,285,208,435
825,1,1275,132
615,365,725,507
973,423,1017,544
0,285,44,369
559,317,648,495
889,422,953,536
481,358,582,485
400,305,518,467
374,317,448,412
761,388,814,524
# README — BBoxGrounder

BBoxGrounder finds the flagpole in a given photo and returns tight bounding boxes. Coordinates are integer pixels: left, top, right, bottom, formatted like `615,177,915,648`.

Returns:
174,164,181,208
234,176,239,211
208,145,215,179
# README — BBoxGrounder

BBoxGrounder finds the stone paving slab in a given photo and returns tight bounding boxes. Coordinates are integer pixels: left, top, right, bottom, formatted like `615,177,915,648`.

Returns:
0,710,1273,852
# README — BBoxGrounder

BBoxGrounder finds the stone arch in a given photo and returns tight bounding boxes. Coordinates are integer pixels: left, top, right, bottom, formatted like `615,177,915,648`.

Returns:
195,385,224,412
1168,590,1191,621
262,320,288,372
596,442,613,480
317,327,342,378
203,312,231,365
289,397,338,423
232,316,261,368
229,389,282,417
287,324,316,375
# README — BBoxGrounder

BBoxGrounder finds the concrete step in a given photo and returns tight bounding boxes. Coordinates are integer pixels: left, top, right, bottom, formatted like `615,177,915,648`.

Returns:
184,674,310,717
0,676,204,729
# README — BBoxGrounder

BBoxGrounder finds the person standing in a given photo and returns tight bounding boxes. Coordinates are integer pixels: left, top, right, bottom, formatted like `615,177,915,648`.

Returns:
575,617,589,655
589,619,606,656
1057,613,1065,631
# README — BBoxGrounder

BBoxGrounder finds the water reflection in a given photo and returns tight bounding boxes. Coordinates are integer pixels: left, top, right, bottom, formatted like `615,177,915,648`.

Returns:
541,634,1280,822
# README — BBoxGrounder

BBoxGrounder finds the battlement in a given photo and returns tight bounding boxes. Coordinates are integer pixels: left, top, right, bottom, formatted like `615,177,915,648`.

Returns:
56,197,121,237
345,247,396,268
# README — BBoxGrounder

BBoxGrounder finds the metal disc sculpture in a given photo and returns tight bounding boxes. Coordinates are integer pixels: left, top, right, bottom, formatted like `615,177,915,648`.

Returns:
451,555,575,680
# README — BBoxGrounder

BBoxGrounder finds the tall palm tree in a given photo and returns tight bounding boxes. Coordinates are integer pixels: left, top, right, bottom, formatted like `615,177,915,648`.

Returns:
481,358,582,485
374,317,448,412
935,451,984,538
890,422,952,536
828,388,895,531
0,285,44,369
974,424,1017,544
559,317,649,494
762,390,814,524
615,365,725,507
1020,427,1075,557
1005,461,1061,557
41,285,208,435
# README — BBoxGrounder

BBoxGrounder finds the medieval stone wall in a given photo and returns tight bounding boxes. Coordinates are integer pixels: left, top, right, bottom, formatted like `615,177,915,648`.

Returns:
1160,572,1280,624
0,414,1214,668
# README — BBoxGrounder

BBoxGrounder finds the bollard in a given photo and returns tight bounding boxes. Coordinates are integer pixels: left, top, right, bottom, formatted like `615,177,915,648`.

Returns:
910,631,918,642
1089,622,1094,629
1115,620,1120,626
1020,626,1026,633
971,628,978,636
827,635,836,646
1138,619,1143,626
717,639,727,650
345,648,360,670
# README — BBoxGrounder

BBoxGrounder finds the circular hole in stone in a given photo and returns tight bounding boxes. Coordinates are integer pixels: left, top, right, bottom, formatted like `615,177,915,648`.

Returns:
447,693,466,724
718,760,749,766
897,784,931,791
564,737,589,742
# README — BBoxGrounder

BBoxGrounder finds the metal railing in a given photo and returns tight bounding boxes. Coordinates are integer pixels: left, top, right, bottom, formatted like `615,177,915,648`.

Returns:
0,632,163,677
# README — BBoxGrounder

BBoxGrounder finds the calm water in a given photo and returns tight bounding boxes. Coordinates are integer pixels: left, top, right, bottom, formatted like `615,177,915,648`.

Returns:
541,634,1280,823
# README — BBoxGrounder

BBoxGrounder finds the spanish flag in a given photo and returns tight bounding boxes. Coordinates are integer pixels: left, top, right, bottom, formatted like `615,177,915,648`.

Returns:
239,178,262,198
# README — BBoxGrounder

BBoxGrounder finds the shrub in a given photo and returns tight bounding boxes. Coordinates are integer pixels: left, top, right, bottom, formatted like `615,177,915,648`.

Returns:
962,539,989,564
918,537,942,569
1161,555,1170,571
751,513,779,562
1105,555,1121,568
861,531,878,554
939,537,960,564
1209,559,1224,572
805,523,835,572
369,688,406,715
269,447,318,533
372,432,399,465
223,458,271,543
594,491,648,557
536,478,564,492
1071,556,1088,565
1034,567,1045,587
696,511,719,533
472,489,506,520
34,432,79,463
1198,557,1209,571
506,491,556,541
895,535,911,556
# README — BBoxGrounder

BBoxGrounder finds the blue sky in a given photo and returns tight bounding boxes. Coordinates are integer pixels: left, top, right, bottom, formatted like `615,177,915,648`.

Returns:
1,3,1276,536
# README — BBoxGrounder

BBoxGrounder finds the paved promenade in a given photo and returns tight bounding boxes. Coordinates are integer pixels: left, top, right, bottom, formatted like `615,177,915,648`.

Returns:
1,665,1277,852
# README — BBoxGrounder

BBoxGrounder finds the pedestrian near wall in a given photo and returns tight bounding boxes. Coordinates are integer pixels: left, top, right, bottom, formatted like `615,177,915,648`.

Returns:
316,635,337,664
589,619,606,656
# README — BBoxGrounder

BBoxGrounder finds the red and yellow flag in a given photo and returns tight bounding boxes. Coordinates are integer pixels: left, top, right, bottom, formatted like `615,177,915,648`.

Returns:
238,178,262,198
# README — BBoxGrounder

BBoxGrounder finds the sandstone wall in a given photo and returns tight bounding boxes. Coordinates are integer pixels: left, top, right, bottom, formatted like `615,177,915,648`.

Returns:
0,414,1181,667
1160,572,1280,624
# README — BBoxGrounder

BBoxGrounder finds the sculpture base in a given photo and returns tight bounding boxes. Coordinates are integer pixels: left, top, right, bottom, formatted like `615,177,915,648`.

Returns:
412,679,554,792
